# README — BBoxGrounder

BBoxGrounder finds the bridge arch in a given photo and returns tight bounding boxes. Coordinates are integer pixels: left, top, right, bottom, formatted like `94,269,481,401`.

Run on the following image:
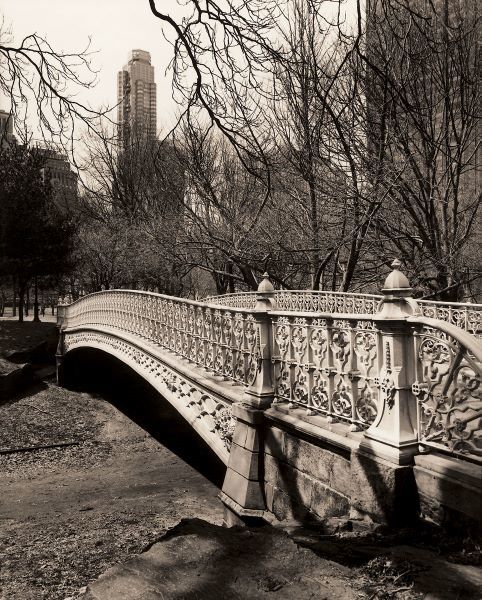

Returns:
60,328,238,466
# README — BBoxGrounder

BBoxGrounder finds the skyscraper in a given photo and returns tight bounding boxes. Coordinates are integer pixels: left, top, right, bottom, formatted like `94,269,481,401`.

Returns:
117,50,157,144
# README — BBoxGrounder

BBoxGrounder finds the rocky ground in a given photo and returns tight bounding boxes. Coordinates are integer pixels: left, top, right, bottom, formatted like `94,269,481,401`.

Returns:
0,321,480,600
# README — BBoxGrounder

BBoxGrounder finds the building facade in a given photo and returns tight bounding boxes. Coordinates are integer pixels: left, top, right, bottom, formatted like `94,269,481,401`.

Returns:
117,50,157,144
0,109,16,148
35,147,79,214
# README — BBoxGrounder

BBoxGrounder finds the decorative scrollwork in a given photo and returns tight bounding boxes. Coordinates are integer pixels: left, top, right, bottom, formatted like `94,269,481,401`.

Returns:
293,365,309,405
311,371,329,411
310,327,327,369
331,328,350,371
415,327,481,459
275,323,290,357
205,291,481,336
332,376,353,418
356,381,378,425
213,408,236,450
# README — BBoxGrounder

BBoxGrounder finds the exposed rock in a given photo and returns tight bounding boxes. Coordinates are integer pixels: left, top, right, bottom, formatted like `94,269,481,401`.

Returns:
83,518,359,600
0,358,32,404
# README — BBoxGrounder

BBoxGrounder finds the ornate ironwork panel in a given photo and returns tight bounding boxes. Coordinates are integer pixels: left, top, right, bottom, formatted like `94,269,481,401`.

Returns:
205,291,481,335
412,325,481,461
62,291,262,389
271,314,379,429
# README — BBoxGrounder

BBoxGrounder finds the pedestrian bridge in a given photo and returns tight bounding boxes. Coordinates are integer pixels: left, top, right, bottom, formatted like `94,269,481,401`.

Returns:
57,262,482,530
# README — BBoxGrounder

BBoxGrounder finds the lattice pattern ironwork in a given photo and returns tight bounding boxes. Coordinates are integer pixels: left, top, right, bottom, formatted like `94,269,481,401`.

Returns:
271,315,379,429
206,291,481,335
63,291,261,387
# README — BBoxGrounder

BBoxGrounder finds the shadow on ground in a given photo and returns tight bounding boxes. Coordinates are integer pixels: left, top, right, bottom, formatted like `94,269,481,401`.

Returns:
63,347,226,488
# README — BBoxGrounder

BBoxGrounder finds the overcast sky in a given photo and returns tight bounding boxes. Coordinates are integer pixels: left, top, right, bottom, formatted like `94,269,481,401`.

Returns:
1,0,182,133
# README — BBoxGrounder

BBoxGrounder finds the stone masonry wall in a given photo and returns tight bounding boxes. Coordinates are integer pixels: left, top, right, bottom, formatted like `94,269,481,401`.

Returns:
263,423,419,527
263,426,351,522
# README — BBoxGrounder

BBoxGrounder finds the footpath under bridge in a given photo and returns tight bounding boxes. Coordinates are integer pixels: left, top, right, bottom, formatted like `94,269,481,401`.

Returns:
57,262,482,531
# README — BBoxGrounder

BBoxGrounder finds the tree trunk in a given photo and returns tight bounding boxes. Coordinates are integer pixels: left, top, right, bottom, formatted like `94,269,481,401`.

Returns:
227,261,235,294
25,286,30,316
331,251,339,291
12,276,16,317
33,276,40,322
18,282,25,323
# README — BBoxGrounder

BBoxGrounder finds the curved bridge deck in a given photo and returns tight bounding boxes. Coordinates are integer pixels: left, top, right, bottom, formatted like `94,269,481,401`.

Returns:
57,270,481,529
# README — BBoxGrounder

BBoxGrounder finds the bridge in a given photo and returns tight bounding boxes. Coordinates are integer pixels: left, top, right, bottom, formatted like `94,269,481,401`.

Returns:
56,261,482,531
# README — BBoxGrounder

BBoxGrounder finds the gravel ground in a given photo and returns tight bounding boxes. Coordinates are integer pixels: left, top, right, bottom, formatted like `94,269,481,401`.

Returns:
0,382,224,600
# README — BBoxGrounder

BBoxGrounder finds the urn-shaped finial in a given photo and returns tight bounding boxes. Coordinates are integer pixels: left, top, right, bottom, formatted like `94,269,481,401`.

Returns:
258,272,275,293
382,259,412,296
255,272,275,310
378,259,420,317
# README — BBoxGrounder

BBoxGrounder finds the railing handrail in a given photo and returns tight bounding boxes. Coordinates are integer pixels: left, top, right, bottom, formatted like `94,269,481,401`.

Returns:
417,298,482,309
61,289,256,315
205,289,383,302
408,316,482,363
62,288,482,314
204,289,482,311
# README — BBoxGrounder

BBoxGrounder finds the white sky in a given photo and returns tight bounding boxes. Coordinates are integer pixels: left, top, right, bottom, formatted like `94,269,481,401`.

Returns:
1,0,362,140
1,0,183,134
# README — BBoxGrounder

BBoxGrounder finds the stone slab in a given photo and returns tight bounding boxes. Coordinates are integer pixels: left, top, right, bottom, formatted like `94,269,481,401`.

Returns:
222,467,265,510
264,426,285,459
84,518,361,600
310,480,350,520
283,433,352,496
227,441,260,480
350,451,418,526
414,453,482,490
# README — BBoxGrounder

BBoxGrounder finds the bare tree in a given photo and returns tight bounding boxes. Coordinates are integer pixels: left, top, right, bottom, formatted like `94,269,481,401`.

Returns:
362,0,481,300
0,16,109,147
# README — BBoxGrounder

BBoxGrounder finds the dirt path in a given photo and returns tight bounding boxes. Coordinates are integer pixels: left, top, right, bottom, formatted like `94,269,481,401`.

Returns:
1,380,480,600
0,384,224,600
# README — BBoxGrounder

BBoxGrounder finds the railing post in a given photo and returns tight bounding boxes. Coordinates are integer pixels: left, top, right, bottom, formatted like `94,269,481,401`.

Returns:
243,273,276,410
360,260,420,465
221,273,276,525
56,299,69,386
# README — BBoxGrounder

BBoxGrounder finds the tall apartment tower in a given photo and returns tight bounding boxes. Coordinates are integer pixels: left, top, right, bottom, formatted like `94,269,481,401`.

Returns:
117,50,157,143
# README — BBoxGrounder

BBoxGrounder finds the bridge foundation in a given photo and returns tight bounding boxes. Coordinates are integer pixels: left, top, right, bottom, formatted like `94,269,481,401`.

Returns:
220,403,267,526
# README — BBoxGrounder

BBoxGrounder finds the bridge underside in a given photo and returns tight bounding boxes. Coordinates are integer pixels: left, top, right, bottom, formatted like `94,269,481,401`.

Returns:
60,326,242,466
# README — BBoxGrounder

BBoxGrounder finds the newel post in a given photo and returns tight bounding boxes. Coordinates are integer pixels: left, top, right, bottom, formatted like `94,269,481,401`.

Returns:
243,273,276,410
56,299,69,386
360,259,420,465
221,273,276,525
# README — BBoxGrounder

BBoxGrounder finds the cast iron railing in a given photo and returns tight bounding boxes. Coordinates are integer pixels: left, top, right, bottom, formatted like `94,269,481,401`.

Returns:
59,267,481,463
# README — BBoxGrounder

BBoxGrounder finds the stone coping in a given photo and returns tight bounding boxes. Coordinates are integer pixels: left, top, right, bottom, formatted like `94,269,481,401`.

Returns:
414,453,482,489
264,404,363,455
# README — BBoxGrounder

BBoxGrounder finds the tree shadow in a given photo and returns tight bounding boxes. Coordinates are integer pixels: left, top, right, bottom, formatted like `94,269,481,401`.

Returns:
0,321,57,360
263,420,480,598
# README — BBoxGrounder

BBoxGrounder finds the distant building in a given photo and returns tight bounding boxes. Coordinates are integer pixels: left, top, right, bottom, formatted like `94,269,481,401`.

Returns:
117,50,157,144
0,109,16,148
36,147,79,214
